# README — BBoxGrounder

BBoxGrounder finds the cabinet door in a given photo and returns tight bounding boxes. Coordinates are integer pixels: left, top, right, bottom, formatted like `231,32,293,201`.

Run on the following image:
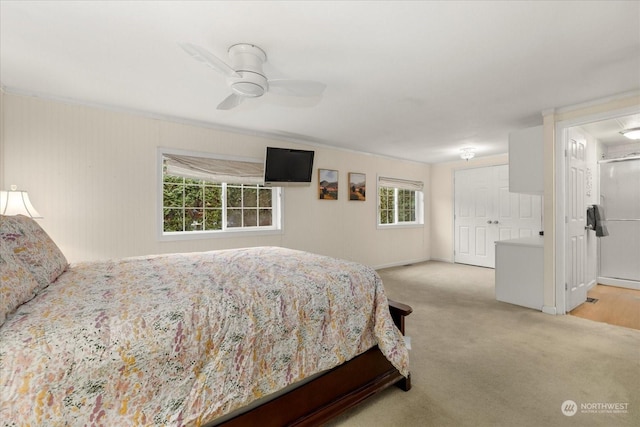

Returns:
509,125,543,194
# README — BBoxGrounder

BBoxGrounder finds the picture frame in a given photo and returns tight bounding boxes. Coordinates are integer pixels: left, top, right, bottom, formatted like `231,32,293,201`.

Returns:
318,169,338,200
348,172,366,201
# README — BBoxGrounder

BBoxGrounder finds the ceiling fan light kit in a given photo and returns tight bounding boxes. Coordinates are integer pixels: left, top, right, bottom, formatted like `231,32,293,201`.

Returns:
180,42,325,110
620,127,640,140
227,44,268,97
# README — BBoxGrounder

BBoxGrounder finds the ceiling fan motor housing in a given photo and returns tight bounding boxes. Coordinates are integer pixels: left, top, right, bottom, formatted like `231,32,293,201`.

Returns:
227,43,268,97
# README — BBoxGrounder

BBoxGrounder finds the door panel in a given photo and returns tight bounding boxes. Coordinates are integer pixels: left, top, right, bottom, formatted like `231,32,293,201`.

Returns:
476,228,488,256
566,133,588,311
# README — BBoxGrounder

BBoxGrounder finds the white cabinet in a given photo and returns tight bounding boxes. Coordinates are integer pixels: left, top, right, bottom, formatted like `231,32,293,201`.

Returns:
509,125,543,194
495,236,543,310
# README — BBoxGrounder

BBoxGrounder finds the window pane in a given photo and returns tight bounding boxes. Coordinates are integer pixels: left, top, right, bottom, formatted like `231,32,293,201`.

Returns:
163,183,183,208
227,186,242,208
184,185,203,208
379,191,387,211
258,188,272,206
204,185,222,207
243,209,258,227
379,187,395,224
204,209,222,230
396,189,416,223
259,209,272,226
163,174,182,184
227,209,242,228
185,209,204,231
243,187,258,207
164,208,184,232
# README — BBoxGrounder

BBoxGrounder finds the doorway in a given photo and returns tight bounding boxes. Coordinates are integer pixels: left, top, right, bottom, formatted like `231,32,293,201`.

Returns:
555,107,640,314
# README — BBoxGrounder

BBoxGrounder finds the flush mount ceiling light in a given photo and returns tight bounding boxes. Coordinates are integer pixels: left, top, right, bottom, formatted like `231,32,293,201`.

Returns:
460,147,475,161
620,127,640,140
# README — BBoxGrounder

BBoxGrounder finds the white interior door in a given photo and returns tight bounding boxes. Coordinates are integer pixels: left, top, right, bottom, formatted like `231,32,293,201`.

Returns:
455,165,542,268
496,167,543,240
566,133,588,311
455,166,495,267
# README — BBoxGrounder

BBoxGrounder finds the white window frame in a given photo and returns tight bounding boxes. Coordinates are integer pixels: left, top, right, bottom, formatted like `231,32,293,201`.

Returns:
157,147,283,241
377,176,424,229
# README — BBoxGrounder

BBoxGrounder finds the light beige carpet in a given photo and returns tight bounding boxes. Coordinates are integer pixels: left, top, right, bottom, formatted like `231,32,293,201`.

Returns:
326,261,640,427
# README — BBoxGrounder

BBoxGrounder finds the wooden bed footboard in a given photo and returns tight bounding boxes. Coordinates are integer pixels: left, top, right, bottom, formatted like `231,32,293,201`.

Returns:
216,299,412,427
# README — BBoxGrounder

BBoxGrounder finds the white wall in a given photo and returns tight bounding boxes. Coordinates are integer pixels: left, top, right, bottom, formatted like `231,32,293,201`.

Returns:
0,91,430,267
429,153,508,263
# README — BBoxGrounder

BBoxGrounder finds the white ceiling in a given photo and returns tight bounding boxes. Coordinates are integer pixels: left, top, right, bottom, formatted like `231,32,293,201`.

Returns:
1,1,639,163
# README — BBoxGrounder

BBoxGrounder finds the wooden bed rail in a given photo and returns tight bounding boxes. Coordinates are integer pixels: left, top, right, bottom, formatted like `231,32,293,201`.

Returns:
388,299,412,335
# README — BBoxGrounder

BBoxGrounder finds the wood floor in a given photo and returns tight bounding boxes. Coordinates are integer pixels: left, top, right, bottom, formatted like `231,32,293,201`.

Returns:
570,284,640,331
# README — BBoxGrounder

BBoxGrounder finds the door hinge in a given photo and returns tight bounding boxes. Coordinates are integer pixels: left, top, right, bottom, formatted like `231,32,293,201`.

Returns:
565,283,568,291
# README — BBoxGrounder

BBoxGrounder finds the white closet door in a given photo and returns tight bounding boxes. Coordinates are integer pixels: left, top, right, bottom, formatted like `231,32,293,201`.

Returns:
455,165,541,268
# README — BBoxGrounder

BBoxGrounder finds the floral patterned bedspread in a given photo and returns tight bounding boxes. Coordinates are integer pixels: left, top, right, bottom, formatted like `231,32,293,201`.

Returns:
0,247,408,426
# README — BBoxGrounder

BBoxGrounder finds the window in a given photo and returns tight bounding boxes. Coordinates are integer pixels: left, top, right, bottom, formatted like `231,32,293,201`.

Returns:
377,176,424,227
159,149,281,238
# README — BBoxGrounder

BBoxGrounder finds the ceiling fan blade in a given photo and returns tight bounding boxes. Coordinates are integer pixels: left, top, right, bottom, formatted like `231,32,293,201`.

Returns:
217,93,245,110
179,43,239,78
268,80,326,97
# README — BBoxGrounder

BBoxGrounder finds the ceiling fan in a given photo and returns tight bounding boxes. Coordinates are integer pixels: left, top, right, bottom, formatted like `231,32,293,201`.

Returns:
179,42,326,110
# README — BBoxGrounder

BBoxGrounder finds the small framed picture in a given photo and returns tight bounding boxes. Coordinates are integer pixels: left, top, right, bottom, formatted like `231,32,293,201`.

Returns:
318,169,338,200
349,173,366,201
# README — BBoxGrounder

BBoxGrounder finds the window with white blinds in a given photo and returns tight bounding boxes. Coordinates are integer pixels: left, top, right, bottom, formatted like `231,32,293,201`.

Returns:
158,148,281,239
377,176,424,226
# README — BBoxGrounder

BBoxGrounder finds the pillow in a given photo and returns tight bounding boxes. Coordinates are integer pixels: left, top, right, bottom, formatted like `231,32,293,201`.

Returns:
0,248,40,326
0,215,68,292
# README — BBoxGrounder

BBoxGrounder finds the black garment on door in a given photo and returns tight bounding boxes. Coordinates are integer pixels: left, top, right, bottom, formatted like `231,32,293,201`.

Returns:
586,204,608,237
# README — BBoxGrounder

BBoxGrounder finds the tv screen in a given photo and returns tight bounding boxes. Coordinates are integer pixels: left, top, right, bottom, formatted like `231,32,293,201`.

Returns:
264,147,315,185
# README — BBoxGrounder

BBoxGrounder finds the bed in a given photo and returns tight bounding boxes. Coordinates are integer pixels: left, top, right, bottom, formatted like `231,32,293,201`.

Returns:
0,214,411,426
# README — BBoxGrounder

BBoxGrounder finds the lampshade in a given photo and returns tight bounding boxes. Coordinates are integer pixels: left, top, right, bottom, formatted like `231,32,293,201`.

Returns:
0,186,43,218
460,147,476,161
620,127,640,140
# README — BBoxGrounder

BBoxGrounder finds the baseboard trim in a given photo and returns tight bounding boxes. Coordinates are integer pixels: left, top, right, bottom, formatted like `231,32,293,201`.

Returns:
374,258,430,270
597,276,640,291
542,305,557,315
428,257,453,263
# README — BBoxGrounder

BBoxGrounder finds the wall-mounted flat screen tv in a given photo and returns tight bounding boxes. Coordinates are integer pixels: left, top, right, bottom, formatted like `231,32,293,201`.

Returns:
263,147,315,185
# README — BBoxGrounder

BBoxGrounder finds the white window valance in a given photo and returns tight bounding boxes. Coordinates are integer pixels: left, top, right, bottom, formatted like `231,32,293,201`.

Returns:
164,153,264,185
378,176,424,191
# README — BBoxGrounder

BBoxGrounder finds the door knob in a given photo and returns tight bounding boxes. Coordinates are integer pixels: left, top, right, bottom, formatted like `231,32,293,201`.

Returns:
487,220,492,224
493,220,499,224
